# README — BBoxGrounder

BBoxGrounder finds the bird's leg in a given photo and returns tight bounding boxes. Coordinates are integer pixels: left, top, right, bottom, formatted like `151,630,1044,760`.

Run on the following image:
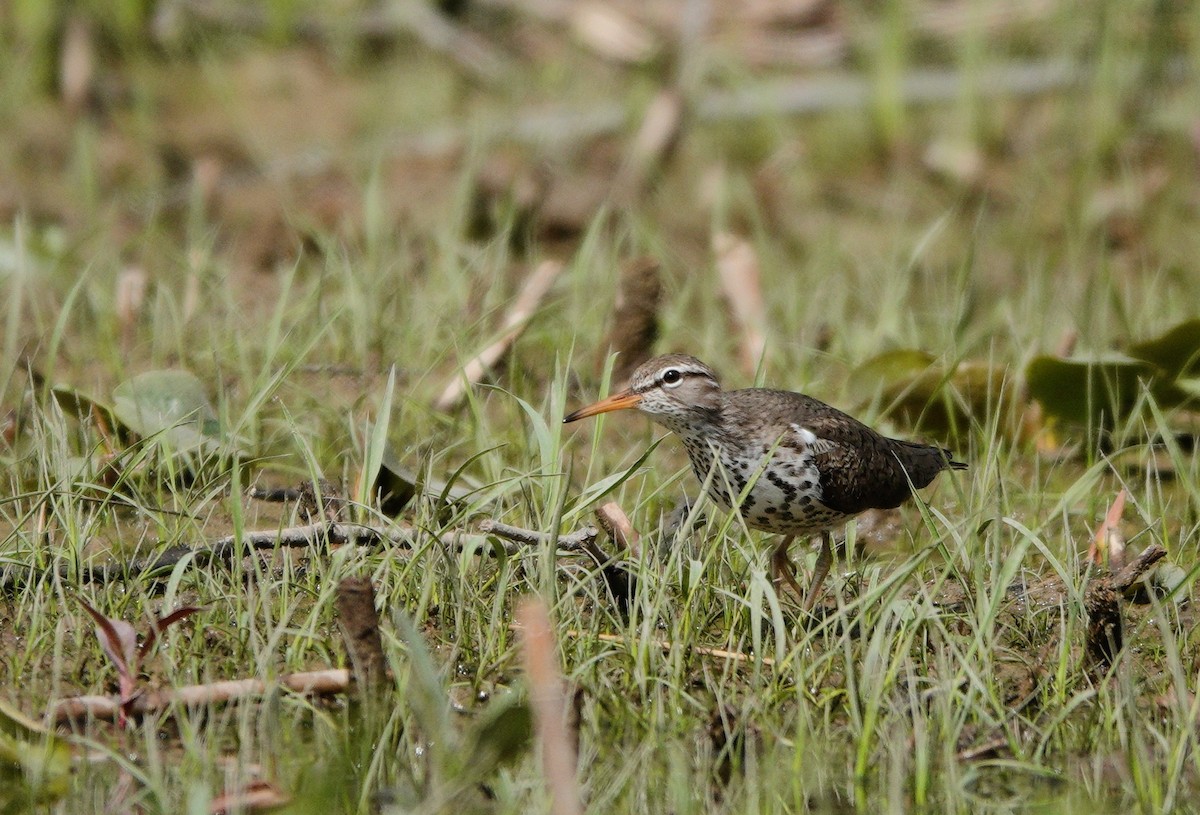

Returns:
770,536,806,602
802,531,835,612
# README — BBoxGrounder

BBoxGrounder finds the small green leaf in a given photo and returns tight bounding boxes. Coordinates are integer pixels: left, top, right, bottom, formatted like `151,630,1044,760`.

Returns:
359,366,396,509
464,694,533,777
394,612,451,758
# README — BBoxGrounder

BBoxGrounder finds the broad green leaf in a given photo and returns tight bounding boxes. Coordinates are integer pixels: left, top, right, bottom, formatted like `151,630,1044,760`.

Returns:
845,349,937,405
1026,354,1188,428
47,383,116,428
847,350,1005,434
111,369,220,453
376,445,483,515
1128,319,1200,378
0,699,71,810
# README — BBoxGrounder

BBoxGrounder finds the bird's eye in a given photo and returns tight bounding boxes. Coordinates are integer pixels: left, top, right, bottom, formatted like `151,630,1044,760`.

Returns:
661,369,683,386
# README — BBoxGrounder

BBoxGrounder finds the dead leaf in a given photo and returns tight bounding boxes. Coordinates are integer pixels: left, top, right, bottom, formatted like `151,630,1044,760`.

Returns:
210,780,290,814
1087,489,1126,568
59,15,95,113
713,232,767,375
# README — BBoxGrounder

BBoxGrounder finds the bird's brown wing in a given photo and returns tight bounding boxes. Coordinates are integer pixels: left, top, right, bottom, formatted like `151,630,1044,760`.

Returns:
784,402,926,515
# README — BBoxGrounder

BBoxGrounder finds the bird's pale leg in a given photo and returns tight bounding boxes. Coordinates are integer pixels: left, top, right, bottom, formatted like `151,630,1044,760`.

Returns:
802,531,834,611
770,536,806,601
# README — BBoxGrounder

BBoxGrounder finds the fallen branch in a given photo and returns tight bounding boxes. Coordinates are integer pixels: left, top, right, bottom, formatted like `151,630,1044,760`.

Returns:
1111,543,1168,593
435,260,564,411
51,668,351,724
3,517,603,591
1083,543,1169,675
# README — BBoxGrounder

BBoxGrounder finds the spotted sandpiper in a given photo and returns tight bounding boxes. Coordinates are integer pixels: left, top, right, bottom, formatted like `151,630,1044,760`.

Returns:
563,354,966,610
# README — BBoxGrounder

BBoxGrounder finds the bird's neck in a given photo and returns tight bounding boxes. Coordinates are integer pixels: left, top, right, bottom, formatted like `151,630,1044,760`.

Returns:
652,404,727,445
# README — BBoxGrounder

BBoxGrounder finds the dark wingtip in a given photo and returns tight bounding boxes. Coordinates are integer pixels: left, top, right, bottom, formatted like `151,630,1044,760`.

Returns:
949,460,968,470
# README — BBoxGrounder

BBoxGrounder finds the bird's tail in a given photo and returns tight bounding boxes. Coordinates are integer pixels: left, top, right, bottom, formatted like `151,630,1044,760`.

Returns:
943,448,968,470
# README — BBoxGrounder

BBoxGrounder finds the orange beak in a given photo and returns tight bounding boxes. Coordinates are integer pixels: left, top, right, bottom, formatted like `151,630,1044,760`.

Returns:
563,389,643,423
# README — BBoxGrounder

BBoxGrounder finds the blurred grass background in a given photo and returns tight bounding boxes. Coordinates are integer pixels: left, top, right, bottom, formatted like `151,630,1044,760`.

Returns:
2,0,1200,812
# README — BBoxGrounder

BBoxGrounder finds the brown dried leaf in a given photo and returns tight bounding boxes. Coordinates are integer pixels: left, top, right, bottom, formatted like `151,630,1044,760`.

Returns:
713,232,767,374
570,3,658,64
594,501,640,557
1087,489,1126,567
59,15,95,113
210,780,290,814
517,598,582,815
77,599,137,680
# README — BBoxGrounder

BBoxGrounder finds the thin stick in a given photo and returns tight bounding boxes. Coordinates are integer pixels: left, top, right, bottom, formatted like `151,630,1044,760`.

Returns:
435,260,564,411
51,669,351,723
478,519,599,552
517,598,583,815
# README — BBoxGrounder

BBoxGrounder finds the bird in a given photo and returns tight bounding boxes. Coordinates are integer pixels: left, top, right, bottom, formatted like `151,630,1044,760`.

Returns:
563,354,966,610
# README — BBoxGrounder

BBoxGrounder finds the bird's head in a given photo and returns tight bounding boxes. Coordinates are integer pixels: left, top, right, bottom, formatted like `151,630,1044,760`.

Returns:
563,354,722,428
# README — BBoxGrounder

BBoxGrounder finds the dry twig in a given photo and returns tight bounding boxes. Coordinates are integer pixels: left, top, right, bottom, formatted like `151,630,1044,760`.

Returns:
477,519,599,552
3,516,603,592
52,669,350,724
